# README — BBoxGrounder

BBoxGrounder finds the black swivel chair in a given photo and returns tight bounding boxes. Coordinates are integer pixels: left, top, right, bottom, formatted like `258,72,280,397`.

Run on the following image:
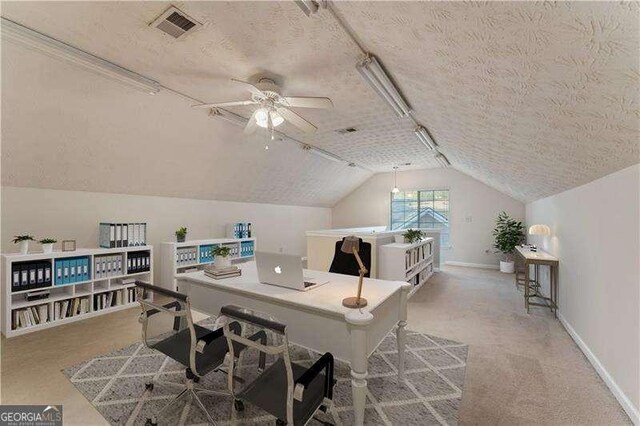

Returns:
328,237,371,277
220,305,335,426
134,281,266,425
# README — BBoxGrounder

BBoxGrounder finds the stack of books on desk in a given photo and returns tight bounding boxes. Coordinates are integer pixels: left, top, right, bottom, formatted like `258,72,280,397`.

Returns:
204,265,241,279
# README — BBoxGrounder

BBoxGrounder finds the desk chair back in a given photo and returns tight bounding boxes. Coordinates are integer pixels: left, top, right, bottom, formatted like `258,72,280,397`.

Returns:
220,305,335,425
135,281,201,377
329,237,372,277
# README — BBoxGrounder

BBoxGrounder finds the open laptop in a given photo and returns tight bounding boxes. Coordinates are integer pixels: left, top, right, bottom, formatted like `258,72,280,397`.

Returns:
255,251,329,291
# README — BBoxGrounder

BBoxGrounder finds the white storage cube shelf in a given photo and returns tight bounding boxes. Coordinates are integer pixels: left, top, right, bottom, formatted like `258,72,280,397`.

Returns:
378,238,434,298
159,238,255,291
1,246,153,338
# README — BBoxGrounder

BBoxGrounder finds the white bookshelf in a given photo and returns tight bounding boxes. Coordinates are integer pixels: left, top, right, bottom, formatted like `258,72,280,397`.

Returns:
159,238,255,291
379,238,434,298
1,245,153,338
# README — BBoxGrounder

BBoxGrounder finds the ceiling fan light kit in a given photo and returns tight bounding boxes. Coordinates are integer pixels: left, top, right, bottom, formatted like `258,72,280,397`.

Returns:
193,77,330,134
356,55,411,118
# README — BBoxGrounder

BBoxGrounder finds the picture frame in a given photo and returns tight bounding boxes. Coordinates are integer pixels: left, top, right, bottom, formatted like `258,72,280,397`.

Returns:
62,240,76,252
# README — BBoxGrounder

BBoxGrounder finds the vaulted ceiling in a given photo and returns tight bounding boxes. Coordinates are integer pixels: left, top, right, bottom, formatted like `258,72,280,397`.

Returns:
1,1,638,206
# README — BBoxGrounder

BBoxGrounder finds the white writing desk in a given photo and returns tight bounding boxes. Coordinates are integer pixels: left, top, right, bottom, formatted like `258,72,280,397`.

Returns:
176,261,411,425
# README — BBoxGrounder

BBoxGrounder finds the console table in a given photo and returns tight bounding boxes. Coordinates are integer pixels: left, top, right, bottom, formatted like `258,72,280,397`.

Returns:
514,246,559,316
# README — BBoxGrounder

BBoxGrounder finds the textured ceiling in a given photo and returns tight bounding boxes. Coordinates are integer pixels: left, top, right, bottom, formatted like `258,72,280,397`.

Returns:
1,1,639,204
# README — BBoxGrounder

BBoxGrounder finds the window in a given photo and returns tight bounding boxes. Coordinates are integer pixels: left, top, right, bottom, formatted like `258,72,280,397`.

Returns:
390,189,450,247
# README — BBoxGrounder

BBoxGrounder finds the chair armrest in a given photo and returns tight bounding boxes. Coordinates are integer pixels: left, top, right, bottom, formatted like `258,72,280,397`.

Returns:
195,327,224,353
294,352,334,401
196,321,242,353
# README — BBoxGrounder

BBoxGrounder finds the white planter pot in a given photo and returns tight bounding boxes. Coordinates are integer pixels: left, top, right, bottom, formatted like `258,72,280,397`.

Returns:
214,256,232,269
42,243,54,254
19,240,29,254
394,235,406,243
500,260,515,273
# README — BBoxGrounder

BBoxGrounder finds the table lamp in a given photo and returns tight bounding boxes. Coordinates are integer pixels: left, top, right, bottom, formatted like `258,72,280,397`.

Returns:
341,235,368,308
528,224,550,251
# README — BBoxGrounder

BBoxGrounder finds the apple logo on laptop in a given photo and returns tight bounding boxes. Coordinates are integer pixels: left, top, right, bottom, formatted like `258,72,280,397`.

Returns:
274,265,282,274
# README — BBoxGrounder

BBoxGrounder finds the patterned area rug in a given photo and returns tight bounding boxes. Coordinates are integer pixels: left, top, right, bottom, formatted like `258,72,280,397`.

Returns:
63,318,468,425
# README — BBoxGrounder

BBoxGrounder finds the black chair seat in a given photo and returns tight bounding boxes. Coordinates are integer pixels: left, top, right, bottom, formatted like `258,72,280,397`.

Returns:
238,359,326,425
151,324,239,376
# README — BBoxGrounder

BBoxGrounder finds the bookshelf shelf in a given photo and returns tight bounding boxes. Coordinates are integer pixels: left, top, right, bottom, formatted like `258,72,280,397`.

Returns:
2,245,153,338
379,238,435,298
159,238,255,291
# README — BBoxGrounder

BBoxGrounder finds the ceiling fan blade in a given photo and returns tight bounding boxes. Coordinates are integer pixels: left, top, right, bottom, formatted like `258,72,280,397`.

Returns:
282,96,333,109
244,110,259,134
231,78,266,98
192,100,257,108
276,107,317,133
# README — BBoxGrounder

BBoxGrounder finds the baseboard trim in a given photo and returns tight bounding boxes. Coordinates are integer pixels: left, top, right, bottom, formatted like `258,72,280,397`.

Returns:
558,313,639,425
443,261,499,270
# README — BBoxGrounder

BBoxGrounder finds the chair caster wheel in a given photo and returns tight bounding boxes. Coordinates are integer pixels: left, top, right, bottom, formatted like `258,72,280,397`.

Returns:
234,399,244,411
276,419,286,425
145,418,157,426
145,383,154,391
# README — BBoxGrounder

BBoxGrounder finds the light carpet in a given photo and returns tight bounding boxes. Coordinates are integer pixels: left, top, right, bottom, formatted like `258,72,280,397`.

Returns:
62,318,468,425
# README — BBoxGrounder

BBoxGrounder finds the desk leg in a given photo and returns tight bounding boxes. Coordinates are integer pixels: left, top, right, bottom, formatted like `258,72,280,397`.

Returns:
524,262,530,313
397,319,407,382
346,311,374,426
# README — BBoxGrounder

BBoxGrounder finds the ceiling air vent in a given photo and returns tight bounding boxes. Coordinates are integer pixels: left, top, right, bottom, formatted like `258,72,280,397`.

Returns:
336,127,357,134
150,6,202,39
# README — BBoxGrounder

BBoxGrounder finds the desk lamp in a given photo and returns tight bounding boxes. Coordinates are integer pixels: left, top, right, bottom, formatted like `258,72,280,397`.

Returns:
341,236,368,308
528,224,550,251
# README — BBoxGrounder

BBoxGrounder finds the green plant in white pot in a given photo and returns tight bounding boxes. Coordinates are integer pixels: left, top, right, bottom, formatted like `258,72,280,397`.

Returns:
213,246,232,269
13,235,35,254
402,229,425,244
40,238,57,254
175,227,187,243
493,211,525,273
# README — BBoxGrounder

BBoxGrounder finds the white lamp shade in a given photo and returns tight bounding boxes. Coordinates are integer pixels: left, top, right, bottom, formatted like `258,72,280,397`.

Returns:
529,224,551,236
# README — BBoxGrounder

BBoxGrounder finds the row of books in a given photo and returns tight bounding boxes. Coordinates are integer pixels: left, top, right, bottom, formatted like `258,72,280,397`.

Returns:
404,242,432,271
128,251,151,273
176,247,198,266
204,265,241,279
12,261,53,292
199,244,215,263
99,222,147,248
407,265,433,287
95,255,124,279
231,222,252,239
94,290,122,311
55,256,91,285
240,241,255,257
12,304,49,330
53,297,90,320
125,287,138,304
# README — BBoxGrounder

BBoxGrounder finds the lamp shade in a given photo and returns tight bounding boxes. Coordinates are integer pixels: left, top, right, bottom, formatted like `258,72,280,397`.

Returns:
528,224,551,236
341,235,360,253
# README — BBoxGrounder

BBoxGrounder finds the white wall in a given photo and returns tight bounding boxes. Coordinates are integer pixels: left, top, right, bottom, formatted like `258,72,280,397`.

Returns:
332,168,525,267
1,186,331,278
526,164,639,422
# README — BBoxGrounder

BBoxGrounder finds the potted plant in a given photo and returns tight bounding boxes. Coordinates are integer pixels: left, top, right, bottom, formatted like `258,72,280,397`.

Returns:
213,246,232,269
175,227,187,243
402,229,425,244
493,211,525,273
13,235,35,254
40,238,57,254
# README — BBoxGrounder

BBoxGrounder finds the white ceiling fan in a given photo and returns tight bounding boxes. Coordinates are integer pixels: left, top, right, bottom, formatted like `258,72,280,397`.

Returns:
192,77,333,134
